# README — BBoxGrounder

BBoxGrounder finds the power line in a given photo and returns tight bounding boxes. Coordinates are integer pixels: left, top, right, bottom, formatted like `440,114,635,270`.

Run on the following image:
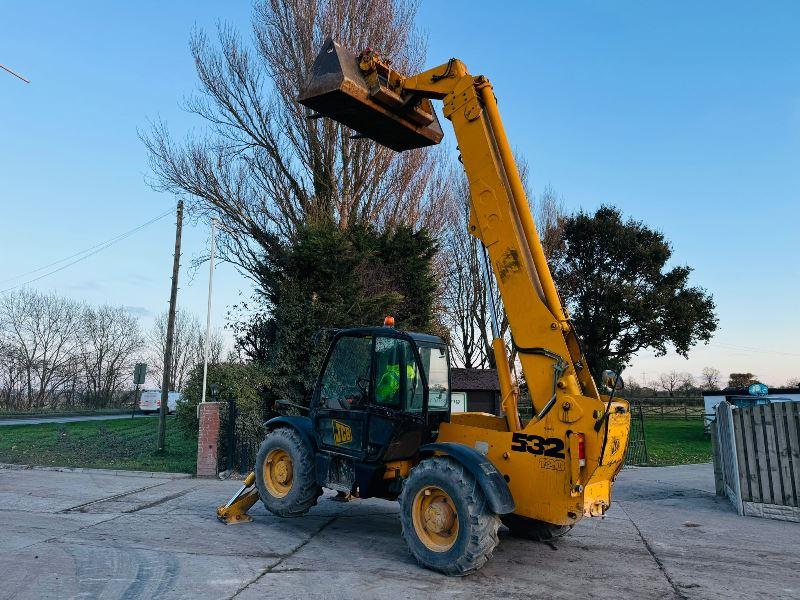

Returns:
0,63,30,84
0,207,175,285
710,342,800,358
0,206,176,294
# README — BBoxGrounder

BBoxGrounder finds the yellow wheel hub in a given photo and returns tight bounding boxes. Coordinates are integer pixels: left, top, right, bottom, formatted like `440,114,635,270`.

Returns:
263,448,293,498
412,486,459,552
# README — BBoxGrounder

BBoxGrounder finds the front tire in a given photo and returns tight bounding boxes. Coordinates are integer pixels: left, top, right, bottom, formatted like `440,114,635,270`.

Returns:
400,457,500,576
501,513,573,541
255,427,322,517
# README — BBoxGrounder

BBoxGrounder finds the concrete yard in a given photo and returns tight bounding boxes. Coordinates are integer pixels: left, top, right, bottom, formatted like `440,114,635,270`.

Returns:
0,463,797,599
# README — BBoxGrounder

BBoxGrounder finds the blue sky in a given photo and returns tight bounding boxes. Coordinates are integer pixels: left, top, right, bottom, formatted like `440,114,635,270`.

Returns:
1,1,798,386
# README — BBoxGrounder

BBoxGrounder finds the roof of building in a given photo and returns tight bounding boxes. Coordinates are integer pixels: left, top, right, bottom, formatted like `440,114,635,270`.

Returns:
451,368,500,392
702,387,800,397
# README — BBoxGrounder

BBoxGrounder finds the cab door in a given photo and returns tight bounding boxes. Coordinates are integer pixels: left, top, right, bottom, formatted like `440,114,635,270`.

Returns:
312,334,373,460
366,335,428,462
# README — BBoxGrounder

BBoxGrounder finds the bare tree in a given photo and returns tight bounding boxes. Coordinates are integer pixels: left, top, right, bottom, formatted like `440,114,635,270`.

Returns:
0,289,82,409
786,377,800,388
192,326,225,368
143,0,449,282
148,308,204,391
700,367,721,391
441,155,566,370
534,184,566,260
441,174,491,368
0,336,25,408
79,305,144,408
656,371,693,397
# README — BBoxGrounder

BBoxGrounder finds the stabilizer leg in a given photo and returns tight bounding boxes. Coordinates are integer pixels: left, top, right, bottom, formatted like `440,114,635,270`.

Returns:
216,471,259,524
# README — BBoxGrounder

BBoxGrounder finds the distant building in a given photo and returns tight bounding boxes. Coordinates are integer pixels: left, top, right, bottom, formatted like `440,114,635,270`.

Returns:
451,368,501,415
702,387,800,428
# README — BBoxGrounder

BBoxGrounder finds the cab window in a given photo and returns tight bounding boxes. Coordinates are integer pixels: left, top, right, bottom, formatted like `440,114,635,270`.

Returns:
374,337,419,409
319,335,372,409
417,344,449,411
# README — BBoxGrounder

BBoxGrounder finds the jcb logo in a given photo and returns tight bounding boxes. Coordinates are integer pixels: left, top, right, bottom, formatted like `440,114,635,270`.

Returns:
333,420,352,445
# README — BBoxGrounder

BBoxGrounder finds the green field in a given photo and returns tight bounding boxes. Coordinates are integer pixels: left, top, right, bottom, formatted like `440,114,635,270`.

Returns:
0,417,196,473
0,413,709,474
643,417,711,466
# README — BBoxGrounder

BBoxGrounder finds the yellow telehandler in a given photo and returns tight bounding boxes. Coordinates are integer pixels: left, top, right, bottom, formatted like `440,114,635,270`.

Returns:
217,39,631,576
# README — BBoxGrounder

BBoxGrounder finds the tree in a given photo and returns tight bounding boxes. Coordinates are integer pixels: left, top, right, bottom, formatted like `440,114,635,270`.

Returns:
441,156,562,370
549,206,718,379
0,289,82,409
700,367,721,391
728,373,758,389
656,371,693,397
148,308,203,392
534,184,567,261
79,305,144,408
143,0,449,281
786,377,800,388
233,221,439,402
441,174,491,369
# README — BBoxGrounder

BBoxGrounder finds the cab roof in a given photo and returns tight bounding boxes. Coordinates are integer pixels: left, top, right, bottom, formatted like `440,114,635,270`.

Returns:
337,326,445,346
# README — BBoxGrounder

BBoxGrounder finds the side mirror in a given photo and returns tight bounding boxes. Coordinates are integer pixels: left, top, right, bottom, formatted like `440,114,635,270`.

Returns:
602,370,624,391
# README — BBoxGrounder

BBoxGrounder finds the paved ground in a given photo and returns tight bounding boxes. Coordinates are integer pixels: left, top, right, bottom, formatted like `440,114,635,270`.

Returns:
0,463,797,600
0,413,157,427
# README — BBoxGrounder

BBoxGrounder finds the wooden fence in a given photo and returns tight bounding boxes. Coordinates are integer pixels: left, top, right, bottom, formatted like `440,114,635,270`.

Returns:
640,403,705,420
712,401,800,521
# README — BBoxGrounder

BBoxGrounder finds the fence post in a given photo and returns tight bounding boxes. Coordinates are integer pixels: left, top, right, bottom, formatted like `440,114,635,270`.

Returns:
197,402,222,477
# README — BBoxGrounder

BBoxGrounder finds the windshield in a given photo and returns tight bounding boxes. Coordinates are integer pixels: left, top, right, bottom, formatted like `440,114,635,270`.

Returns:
416,343,449,411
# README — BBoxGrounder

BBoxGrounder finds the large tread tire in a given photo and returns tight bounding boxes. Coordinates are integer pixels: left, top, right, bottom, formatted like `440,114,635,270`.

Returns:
501,513,573,542
255,427,322,518
400,456,500,576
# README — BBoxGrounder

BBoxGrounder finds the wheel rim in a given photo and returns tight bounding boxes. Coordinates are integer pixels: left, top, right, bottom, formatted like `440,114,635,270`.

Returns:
263,448,293,498
412,485,459,552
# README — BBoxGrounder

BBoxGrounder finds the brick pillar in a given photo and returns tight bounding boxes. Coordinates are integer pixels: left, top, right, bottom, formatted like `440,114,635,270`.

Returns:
197,402,222,477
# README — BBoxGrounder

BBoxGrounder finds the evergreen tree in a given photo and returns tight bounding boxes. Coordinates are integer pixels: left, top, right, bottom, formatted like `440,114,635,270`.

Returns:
233,222,439,402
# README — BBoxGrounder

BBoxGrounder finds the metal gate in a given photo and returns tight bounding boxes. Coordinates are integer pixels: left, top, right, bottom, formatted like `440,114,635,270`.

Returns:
218,396,267,475
625,400,649,466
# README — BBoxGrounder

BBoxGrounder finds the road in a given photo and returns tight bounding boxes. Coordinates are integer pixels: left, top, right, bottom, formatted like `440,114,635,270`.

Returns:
0,413,158,427
0,463,797,599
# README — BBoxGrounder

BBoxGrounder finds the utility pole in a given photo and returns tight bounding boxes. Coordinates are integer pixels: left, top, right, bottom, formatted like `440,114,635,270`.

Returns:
158,200,183,452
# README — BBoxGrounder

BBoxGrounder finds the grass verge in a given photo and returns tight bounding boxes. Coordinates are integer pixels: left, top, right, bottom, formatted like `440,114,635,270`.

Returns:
644,417,711,466
0,416,196,473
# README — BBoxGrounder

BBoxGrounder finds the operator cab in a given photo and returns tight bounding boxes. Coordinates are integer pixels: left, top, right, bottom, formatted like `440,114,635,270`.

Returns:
310,320,450,477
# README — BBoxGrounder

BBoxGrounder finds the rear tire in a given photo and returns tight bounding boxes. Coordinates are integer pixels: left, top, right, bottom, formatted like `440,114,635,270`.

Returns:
501,513,573,541
400,457,500,576
255,427,322,518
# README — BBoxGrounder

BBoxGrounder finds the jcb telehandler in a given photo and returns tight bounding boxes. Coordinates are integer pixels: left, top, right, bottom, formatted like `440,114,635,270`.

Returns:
217,39,631,576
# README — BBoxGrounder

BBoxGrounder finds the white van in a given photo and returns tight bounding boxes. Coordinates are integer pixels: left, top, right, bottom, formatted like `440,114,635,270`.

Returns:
139,390,181,414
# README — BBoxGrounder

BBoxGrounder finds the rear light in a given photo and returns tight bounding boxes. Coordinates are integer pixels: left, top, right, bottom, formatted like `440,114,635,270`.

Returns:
577,433,586,467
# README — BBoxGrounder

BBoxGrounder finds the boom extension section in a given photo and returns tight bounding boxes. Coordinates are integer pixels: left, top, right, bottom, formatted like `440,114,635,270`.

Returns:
299,40,600,425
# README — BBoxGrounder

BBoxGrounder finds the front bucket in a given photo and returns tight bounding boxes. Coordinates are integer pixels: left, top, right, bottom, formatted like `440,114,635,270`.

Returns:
298,38,443,152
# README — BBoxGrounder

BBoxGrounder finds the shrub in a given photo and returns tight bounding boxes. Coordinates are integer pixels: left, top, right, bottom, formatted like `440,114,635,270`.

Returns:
176,362,270,438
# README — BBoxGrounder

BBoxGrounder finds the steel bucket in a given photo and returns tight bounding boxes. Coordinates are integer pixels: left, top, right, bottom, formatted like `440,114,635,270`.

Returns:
298,38,444,152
